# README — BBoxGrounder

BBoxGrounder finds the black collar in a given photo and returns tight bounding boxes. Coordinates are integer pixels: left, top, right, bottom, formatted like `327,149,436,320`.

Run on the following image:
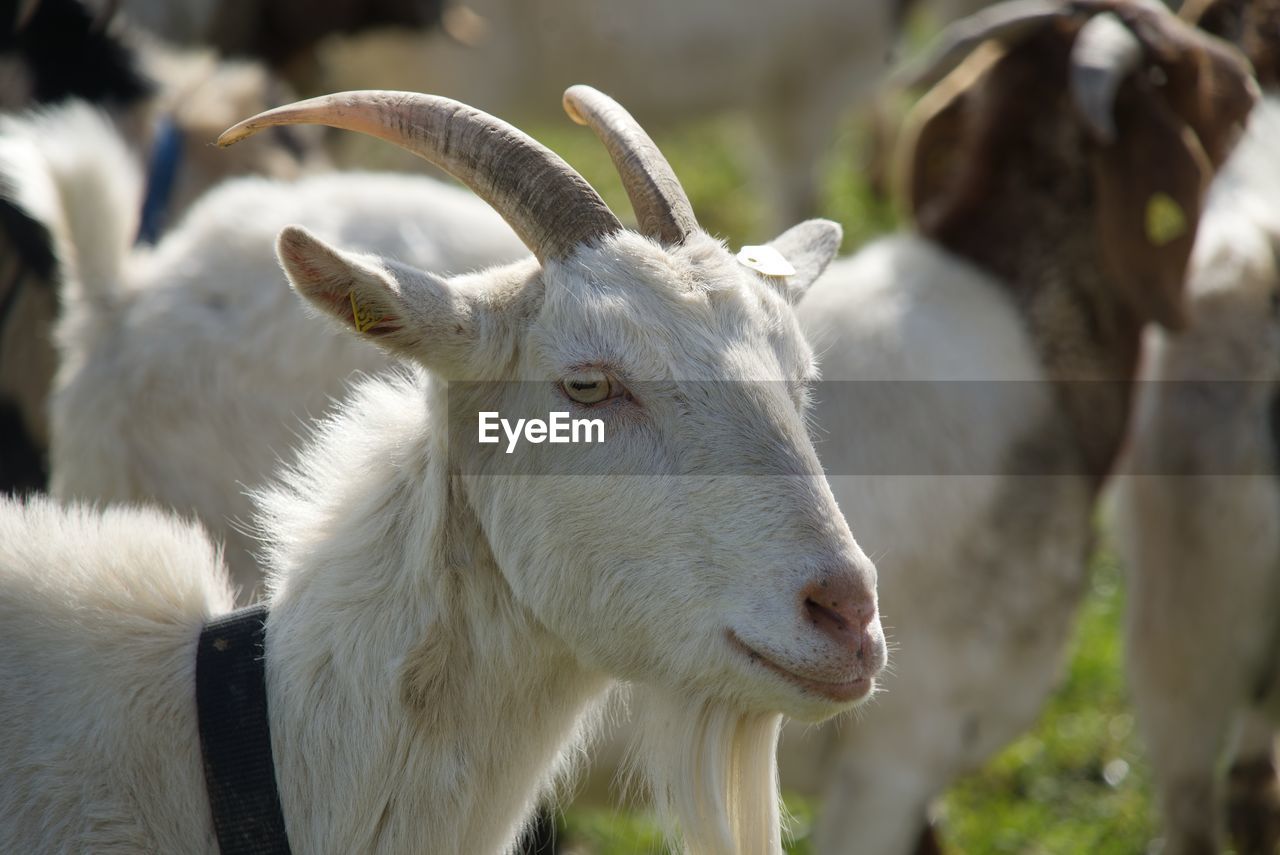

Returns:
197,604,293,854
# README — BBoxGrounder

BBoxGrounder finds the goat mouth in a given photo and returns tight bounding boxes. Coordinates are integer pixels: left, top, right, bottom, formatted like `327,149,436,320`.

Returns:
727,631,872,704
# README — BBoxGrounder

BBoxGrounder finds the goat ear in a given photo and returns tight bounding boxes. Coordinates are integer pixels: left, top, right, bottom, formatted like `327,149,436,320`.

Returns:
1134,6,1259,168
767,219,843,296
897,41,1006,236
1091,85,1210,332
1092,4,1256,331
1181,0,1248,39
277,225,481,373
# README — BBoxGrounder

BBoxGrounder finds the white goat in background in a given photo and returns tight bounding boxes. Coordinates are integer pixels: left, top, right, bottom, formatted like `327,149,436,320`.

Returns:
1112,0,1280,850
786,2,1258,852
1114,101,1280,855
0,0,329,493
0,86,886,854
0,103,526,597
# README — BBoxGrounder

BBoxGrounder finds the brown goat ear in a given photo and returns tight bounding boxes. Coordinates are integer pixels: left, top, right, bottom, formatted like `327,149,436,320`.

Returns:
1181,0,1280,90
1087,2,1257,332
1116,0,1258,166
1181,0,1248,34
897,41,1006,233
899,81,967,231
1091,82,1212,331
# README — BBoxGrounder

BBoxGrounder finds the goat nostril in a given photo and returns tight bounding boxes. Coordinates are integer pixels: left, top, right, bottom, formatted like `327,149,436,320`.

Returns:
804,596,851,634
800,575,876,649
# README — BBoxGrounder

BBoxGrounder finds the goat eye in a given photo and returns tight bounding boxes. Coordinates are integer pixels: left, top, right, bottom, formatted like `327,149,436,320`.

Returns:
560,371,617,405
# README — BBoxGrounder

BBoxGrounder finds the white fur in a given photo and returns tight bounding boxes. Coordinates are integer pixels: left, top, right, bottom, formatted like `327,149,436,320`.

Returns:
0,104,142,302
0,38,327,485
0,498,232,852
2,193,884,852
1110,95,1280,855
0,104,141,450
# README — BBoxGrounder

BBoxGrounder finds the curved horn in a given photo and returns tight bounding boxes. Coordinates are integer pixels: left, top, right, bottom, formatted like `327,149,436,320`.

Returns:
218,90,622,262
562,85,698,245
893,0,1069,89
1069,13,1144,143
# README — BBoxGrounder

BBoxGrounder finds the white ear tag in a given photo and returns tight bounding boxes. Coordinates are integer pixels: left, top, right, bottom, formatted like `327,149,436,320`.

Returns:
736,245,795,277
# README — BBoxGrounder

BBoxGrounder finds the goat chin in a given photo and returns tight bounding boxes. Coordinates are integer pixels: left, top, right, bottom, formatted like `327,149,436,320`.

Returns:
626,689,784,855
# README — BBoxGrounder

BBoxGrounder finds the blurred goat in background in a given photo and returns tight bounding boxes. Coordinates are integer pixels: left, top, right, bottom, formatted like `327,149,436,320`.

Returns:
789,2,1257,852
0,0,341,492
1112,0,1280,852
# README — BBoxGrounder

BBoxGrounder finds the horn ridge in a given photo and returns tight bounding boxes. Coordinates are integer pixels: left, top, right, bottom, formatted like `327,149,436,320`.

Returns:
563,84,699,245
219,90,622,262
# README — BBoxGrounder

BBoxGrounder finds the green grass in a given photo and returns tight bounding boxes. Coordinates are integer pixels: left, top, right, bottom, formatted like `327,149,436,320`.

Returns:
334,107,900,254
530,112,898,253
531,117,765,247
939,542,1154,855
556,541,1155,854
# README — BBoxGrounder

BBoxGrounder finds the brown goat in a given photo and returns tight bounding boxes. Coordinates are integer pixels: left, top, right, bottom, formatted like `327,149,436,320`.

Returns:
899,0,1256,483
790,4,1257,853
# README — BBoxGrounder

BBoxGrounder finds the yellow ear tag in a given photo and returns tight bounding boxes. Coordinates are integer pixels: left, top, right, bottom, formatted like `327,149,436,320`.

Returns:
1145,193,1188,247
349,290,380,334
736,245,795,277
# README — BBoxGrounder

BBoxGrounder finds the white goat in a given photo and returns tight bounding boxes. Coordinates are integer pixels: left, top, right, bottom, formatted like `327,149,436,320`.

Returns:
0,0,328,493
0,102,526,598
1111,0,1280,844
0,86,886,855
783,3,1258,852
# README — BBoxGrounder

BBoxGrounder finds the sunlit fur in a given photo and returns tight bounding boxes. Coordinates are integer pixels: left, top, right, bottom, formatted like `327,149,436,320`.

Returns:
0,103,138,464
627,690,784,855
0,215,883,853
1111,95,1280,855
0,497,233,853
